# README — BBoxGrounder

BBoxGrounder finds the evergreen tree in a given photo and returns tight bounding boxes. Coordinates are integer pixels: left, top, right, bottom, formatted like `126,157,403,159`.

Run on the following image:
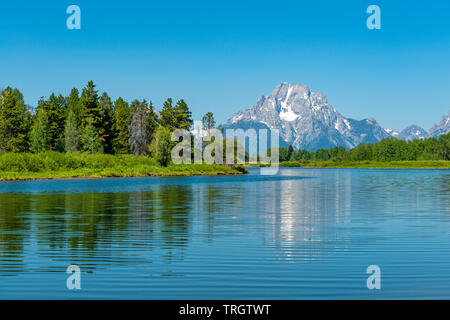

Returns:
99,92,115,154
36,93,67,151
66,88,82,126
79,81,100,128
30,109,49,153
113,97,131,154
64,110,80,153
287,144,294,160
0,87,31,152
81,119,103,154
158,98,176,129
202,112,216,130
174,99,193,130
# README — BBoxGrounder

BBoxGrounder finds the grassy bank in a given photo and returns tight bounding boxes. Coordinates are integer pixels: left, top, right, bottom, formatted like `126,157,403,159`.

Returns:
277,160,450,169
0,152,247,181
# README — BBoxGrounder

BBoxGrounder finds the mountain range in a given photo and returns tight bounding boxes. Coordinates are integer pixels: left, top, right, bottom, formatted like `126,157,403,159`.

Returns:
225,82,450,150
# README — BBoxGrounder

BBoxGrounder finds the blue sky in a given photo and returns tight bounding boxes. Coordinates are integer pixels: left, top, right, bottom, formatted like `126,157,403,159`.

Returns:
0,0,449,131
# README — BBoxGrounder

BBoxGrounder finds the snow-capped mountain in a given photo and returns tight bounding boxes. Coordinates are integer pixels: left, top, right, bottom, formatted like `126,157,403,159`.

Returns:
398,125,429,141
384,128,400,138
429,110,450,138
225,83,391,150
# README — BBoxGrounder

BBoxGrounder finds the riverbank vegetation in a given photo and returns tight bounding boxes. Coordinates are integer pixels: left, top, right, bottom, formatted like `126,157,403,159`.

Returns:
0,82,247,180
268,133,450,169
0,152,246,181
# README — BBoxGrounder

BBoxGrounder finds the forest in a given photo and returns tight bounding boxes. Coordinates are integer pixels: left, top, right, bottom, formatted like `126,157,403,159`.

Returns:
0,81,199,165
276,134,450,163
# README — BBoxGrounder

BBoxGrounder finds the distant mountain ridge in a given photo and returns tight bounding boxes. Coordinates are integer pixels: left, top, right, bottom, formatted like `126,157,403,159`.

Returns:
225,82,450,150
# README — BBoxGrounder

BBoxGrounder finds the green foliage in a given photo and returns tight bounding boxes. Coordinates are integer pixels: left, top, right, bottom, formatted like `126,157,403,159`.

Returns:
113,97,131,154
158,98,177,129
79,81,100,129
64,110,80,153
30,109,50,153
202,112,216,130
159,98,192,130
66,88,82,125
174,99,193,130
35,93,66,151
150,126,174,166
274,133,450,163
81,120,103,154
0,152,244,180
0,87,31,152
98,92,116,154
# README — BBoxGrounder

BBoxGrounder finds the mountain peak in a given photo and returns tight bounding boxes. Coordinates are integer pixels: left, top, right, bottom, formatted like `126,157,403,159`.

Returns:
399,125,428,141
226,83,389,150
429,110,450,138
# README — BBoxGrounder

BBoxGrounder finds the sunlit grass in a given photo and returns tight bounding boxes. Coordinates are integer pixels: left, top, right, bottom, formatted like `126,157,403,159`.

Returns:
0,152,247,181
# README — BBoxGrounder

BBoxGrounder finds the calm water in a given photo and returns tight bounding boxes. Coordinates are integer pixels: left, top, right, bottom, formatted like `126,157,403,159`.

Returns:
0,168,449,299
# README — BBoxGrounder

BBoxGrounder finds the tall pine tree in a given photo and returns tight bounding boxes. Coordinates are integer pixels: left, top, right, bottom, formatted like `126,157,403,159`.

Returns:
158,98,176,129
174,99,193,130
64,110,80,153
0,87,31,152
99,92,115,154
113,97,131,154
79,81,101,129
30,109,50,153
36,93,66,151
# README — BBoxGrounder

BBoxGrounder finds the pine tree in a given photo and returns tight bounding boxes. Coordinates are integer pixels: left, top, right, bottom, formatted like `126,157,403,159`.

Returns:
30,109,50,153
64,110,80,153
158,98,176,129
79,81,100,128
174,99,193,130
99,92,115,154
202,112,216,130
36,93,67,151
66,88,82,126
81,119,103,154
0,87,31,152
113,97,131,154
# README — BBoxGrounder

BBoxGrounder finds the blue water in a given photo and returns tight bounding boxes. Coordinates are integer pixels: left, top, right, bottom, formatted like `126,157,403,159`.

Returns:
0,168,449,299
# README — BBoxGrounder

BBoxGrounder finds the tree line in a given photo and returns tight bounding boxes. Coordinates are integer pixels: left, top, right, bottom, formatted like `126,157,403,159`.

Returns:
277,133,450,162
0,81,202,165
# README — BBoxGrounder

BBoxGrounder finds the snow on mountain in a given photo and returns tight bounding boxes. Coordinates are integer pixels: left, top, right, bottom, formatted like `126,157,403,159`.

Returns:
429,110,450,138
398,125,429,141
225,83,391,150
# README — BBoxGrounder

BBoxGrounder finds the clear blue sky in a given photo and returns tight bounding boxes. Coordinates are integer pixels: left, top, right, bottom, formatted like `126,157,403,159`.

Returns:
0,0,449,131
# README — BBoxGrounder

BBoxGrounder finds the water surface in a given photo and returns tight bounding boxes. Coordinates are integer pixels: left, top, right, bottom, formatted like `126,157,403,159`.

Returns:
0,168,449,299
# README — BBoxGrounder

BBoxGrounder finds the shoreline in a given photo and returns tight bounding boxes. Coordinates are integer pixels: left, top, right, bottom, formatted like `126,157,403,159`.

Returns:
253,160,450,170
0,170,245,182
0,152,248,182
